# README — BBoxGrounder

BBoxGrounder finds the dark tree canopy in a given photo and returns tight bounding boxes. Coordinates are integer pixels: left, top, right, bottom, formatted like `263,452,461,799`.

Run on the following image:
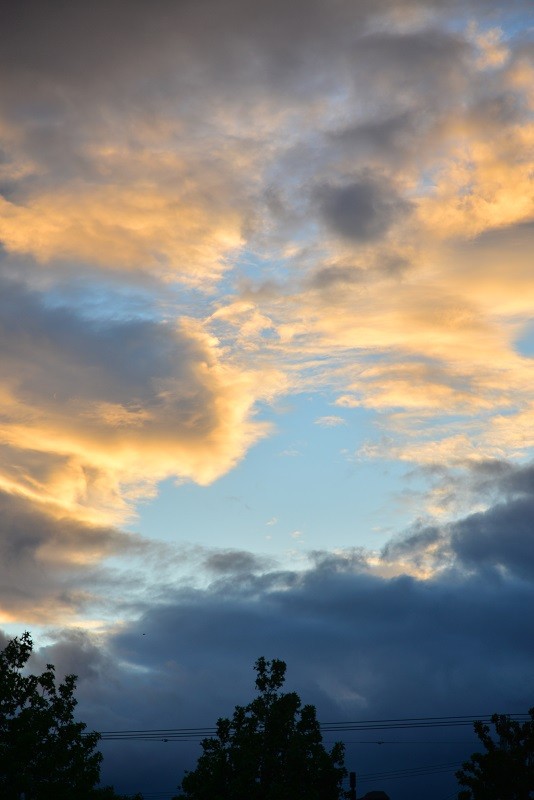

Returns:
456,708,534,800
174,657,347,800
0,631,103,800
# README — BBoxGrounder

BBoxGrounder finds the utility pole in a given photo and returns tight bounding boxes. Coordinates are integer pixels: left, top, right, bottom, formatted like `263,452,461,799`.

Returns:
349,770,357,800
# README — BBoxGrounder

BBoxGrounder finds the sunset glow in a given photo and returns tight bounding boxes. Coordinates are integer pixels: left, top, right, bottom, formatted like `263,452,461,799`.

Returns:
1,1,533,797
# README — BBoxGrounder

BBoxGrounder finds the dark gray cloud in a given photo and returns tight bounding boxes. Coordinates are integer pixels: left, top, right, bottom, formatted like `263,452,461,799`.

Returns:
0,490,143,619
449,459,534,505
31,627,112,684
13,547,533,798
5,458,534,792
203,549,275,576
0,0,507,202
500,462,534,497
0,277,203,407
450,496,534,581
309,265,367,289
307,252,409,294
0,1,380,85
383,461,534,581
349,28,470,97
329,110,422,165
0,0,378,154
1,0,509,92
316,176,412,241
381,523,444,563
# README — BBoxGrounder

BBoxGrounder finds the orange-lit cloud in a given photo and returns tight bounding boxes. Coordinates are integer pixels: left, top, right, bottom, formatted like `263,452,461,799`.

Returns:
0,284,282,525
0,187,243,286
0,0,532,634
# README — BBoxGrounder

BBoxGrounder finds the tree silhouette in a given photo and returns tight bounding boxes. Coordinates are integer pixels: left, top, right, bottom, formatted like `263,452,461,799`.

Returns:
0,631,102,800
456,708,534,800
174,657,347,800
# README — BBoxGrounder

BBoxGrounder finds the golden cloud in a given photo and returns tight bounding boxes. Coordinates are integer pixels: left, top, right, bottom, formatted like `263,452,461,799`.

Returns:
0,186,242,285
0,317,282,526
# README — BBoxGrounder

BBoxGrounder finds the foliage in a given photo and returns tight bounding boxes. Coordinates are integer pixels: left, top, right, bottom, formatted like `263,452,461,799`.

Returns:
0,631,102,800
174,656,347,800
456,708,534,800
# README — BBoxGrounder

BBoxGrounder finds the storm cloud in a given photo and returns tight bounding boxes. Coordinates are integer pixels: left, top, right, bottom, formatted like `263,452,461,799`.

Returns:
17,540,534,798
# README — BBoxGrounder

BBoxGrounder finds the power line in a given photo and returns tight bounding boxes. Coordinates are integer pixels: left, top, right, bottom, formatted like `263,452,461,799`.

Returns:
324,739,475,744
321,713,530,727
93,712,529,741
92,709,522,798
319,713,529,732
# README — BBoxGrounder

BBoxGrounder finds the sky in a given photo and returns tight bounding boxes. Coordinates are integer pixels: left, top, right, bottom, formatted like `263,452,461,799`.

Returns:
1,0,533,797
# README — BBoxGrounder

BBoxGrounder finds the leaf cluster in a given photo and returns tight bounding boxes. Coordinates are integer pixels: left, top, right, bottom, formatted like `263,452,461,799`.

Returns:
175,657,347,800
456,708,534,800
0,631,102,800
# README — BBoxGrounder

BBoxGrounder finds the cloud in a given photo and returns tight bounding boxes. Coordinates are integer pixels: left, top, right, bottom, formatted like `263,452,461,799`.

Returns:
0,20,533,798
329,110,419,165
0,490,145,624
0,187,243,285
0,1,413,290
315,176,413,242
30,627,113,685
11,541,533,796
348,27,471,105
308,265,368,290
202,19,532,476
314,415,347,427
450,497,534,580
0,278,278,524
203,549,275,576
382,460,534,581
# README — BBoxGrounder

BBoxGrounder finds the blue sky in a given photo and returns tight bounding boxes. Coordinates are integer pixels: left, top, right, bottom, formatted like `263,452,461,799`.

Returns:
131,394,414,556
0,1,533,797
